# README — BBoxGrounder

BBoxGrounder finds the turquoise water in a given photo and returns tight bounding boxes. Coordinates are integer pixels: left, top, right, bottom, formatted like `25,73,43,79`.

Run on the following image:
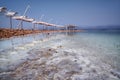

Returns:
62,31,120,69
0,30,120,79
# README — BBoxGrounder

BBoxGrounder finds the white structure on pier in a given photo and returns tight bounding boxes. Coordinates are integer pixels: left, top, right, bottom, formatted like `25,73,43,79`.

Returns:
0,7,7,12
5,11,17,29
0,6,65,30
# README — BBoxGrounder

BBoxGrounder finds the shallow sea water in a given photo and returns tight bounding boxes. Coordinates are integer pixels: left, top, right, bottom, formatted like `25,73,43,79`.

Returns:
0,30,120,80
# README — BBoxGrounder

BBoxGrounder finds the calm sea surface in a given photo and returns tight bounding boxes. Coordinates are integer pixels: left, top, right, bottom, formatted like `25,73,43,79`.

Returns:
62,30,120,69
0,30,120,79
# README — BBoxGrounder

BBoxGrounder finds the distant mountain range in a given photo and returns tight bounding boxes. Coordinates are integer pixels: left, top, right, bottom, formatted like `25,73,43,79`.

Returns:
76,25,120,30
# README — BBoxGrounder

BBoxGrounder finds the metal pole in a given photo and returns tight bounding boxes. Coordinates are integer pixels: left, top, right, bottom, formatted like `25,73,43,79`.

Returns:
20,20,23,30
33,23,35,30
23,5,30,16
17,5,30,29
45,26,47,31
10,17,12,29
43,25,44,30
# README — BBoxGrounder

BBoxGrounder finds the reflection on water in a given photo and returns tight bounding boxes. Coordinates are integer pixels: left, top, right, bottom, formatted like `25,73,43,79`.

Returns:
0,33,57,72
66,31,77,36
60,31,78,36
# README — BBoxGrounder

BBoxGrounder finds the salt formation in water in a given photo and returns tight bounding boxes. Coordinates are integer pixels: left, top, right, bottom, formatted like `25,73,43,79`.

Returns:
0,32,120,80
0,46,120,80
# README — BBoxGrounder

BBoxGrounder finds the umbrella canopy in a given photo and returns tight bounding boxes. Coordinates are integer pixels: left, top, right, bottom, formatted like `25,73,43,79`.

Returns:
33,21,49,25
5,11,17,29
23,18,34,22
0,7,7,12
32,21,38,24
55,24,64,27
12,16,27,20
6,12,17,16
33,21,59,27
12,16,34,22
37,21,48,25
46,23,56,26
6,11,17,17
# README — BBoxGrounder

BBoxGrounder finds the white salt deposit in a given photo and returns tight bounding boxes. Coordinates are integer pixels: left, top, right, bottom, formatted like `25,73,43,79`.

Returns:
0,31,120,80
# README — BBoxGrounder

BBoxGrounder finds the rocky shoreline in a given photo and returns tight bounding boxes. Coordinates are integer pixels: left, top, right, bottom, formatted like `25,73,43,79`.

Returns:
0,28,81,39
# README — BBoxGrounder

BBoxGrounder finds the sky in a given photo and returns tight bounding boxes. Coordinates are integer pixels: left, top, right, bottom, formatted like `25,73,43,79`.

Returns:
0,0,120,28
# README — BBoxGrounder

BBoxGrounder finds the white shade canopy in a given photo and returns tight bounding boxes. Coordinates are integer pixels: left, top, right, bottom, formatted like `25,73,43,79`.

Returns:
6,11,17,16
12,16,27,20
13,16,34,22
54,25,63,27
32,21,38,24
33,21,49,25
0,7,7,12
1,6,65,29
45,23,57,27
32,21,60,27
23,18,34,22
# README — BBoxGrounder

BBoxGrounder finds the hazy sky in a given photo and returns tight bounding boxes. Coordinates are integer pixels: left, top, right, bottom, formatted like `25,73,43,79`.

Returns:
0,0,120,28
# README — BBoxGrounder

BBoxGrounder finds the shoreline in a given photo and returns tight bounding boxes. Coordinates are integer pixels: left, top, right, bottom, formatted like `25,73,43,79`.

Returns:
0,28,81,39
